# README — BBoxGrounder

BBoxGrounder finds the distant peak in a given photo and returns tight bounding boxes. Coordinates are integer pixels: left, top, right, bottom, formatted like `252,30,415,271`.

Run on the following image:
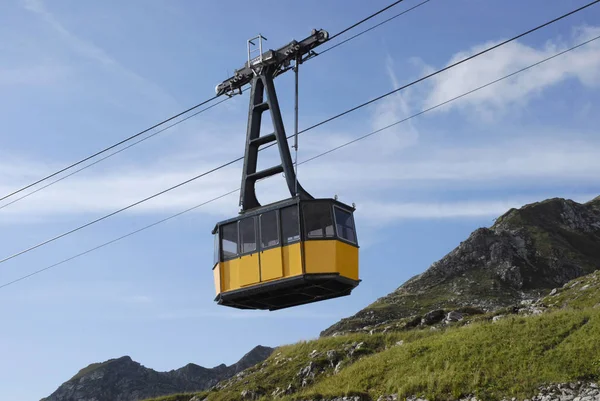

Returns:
182,362,202,369
242,345,275,360
68,356,134,382
586,195,600,205
105,356,136,367
248,345,273,353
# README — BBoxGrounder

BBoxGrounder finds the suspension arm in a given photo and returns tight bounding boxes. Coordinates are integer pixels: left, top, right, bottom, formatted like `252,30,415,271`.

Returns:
215,29,329,97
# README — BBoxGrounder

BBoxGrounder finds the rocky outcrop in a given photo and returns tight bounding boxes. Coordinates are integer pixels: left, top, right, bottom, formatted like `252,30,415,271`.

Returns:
373,381,600,401
41,345,274,401
290,381,600,401
322,197,600,337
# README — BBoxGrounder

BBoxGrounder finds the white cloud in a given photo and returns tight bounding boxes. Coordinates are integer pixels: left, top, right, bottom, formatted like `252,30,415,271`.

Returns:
2,24,600,228
420,25,600,120
366,55,419,154
361,199,526,222
1,134,598,224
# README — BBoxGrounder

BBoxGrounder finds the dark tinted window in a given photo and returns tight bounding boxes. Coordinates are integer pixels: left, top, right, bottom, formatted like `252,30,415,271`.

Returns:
221,222,238,260
239,217,257,253
260,210,279,248
281,205,300,244
303,202,334,238
334,206,357,243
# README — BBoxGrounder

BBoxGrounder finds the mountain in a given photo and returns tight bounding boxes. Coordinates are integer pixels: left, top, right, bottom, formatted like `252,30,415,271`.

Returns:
321,196,600,336
41,345,274,401
143,269,600,401
138,195,600,401
45,195,600,401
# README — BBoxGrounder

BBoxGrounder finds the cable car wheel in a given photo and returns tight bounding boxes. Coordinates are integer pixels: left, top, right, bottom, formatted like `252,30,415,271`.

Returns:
212,197,359,311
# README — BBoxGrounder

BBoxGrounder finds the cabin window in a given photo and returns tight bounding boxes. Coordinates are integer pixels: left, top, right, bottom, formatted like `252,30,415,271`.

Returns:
260,210,279,249
303,202,334,238
239,217,257,253
281,205,300,244
221,222,238,260
334,206,357,244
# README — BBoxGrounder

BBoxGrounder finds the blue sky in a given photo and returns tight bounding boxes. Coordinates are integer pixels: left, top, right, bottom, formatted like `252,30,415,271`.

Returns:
1,0,600,400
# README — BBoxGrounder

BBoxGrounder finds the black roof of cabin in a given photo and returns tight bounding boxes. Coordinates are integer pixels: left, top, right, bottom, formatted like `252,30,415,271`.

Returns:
211,197,355,234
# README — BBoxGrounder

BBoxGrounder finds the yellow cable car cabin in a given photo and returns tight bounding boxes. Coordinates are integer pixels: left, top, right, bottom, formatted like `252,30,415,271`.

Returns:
211,28,360,310
212,197,359,310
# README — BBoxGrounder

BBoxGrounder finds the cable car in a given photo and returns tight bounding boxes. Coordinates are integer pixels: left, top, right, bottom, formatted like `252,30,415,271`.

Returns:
211,29,360,311
212,197,359,310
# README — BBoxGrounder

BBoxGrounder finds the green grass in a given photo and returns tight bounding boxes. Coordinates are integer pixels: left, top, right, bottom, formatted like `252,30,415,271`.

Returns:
203,330,440,401
143,271,600,401
294,309,600,401
543,271,600,310
145,393,208,401
70,360,112,381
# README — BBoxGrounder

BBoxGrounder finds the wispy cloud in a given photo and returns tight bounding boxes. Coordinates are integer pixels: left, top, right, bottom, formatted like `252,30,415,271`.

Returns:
2,24,599,226
358,193,598,223
1,135,598,223
419,25,600,121
19,0,179,110
0,65,69,86
365,55,420,155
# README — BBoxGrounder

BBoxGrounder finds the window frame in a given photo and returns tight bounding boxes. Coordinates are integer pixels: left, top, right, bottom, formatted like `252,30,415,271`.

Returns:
259,210,280,251
238,216,258,256
302,201,336,240
332,205,358,246
280,204,301,245
220,221,240,261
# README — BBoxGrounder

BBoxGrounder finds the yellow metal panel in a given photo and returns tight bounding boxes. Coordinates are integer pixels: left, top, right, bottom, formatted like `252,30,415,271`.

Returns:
260,247,284,282
213,264,222,296
336,241,359,280
239,253,260,287
282,242,303,277
304,240,337,274
304,240,359,280
221,259,240,292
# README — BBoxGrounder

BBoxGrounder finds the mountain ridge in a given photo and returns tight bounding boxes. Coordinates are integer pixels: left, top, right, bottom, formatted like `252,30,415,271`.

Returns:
42,194,600,401
320,196,600,337
41,345,274,401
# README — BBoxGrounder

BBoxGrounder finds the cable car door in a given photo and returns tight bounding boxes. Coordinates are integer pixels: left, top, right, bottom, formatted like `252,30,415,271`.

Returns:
239,217,260,286
259,210,284,282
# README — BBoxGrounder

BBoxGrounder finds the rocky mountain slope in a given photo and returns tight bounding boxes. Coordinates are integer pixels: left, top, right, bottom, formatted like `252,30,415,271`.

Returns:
321,196,600,336
135,195,600,401
144,268,600,401
41,345,274,401
45,195,600,401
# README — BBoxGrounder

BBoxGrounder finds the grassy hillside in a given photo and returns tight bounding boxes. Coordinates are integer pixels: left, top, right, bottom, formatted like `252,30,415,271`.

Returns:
143,271,600,401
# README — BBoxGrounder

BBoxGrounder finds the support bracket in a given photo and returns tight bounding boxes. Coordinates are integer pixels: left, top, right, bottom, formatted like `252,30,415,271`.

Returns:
239,65,313,212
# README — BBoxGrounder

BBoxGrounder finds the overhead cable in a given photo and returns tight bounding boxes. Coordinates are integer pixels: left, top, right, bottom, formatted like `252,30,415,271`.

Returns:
0,0,597,266
318,0,431,55
2,33,598,289
0,96,233,211
328,0,407,41
0,0,414,206
0,95,219,203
